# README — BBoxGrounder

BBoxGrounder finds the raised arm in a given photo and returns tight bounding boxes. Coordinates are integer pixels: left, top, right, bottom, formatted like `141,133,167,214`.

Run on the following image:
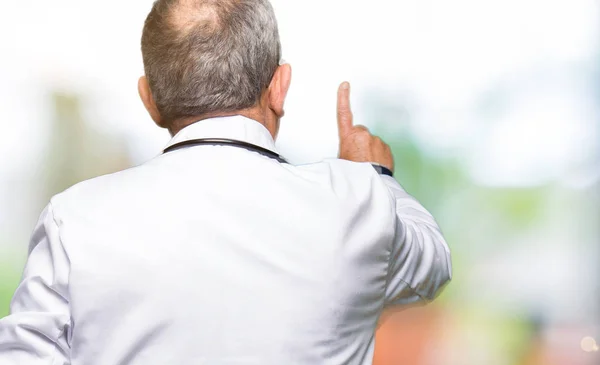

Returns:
381,176,451,305
336,82,451,306
0,203,71,364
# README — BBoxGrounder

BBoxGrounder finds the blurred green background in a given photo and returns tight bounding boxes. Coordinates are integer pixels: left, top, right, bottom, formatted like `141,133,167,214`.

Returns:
1,0,598,364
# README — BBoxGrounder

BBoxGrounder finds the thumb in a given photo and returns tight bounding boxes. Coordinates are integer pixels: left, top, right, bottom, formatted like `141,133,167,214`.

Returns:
337,82,353,138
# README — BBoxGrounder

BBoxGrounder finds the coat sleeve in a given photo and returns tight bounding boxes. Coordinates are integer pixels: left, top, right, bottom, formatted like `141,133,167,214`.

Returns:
0,202,71,364
381,175,452,307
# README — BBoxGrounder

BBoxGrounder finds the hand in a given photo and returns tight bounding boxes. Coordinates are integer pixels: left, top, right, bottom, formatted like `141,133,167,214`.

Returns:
337,82,395,172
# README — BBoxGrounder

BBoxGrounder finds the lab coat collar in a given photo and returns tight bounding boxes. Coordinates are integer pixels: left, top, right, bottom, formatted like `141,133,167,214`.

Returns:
164,115,278,154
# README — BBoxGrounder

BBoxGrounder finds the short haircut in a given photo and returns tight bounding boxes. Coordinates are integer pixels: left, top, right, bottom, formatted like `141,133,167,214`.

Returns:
141,0,281,126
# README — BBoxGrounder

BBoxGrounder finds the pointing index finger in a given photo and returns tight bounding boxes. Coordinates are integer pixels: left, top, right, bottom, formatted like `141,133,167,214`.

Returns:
337,81,353,138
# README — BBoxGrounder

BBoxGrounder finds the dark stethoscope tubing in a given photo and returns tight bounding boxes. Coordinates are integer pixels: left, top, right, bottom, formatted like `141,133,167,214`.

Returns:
163,138,393,177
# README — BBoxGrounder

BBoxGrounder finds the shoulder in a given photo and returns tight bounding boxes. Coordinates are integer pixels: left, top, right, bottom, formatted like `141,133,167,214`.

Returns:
49,163,151,217
292,158,377,178
288,158,394,202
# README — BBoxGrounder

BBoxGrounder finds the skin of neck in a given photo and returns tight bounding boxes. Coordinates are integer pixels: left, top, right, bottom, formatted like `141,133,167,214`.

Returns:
138,64,292,142
166,94,279,139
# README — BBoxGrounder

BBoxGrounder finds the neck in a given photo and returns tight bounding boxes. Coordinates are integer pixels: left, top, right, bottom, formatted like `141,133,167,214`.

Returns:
168,107,272,138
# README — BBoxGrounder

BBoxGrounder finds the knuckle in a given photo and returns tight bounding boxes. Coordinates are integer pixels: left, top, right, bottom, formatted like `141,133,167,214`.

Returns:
337,107,352,116
337,112,349,121
355,132,371,143
353,127,371,140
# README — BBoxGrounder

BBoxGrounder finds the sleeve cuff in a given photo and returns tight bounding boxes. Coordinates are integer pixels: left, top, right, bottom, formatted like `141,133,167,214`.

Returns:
371,164,394,177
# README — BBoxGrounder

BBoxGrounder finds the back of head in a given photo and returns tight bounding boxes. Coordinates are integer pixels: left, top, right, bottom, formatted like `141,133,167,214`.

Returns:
141,0,281,128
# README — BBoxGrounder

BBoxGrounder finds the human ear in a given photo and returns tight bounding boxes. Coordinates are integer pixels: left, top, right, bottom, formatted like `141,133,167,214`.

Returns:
138,76,164,127
267,64,292,118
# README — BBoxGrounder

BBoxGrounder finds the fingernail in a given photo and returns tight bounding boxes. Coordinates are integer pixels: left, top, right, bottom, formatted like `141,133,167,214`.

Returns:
341,82,350,90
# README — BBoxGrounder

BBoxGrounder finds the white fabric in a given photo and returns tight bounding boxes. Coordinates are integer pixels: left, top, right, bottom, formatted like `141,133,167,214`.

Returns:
0,115,451,365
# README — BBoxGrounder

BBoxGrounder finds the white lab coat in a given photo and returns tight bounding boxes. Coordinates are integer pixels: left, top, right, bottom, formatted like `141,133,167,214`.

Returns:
0,115,451,365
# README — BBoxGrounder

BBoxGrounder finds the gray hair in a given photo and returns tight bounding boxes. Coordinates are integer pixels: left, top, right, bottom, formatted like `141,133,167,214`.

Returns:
141,0,281,126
